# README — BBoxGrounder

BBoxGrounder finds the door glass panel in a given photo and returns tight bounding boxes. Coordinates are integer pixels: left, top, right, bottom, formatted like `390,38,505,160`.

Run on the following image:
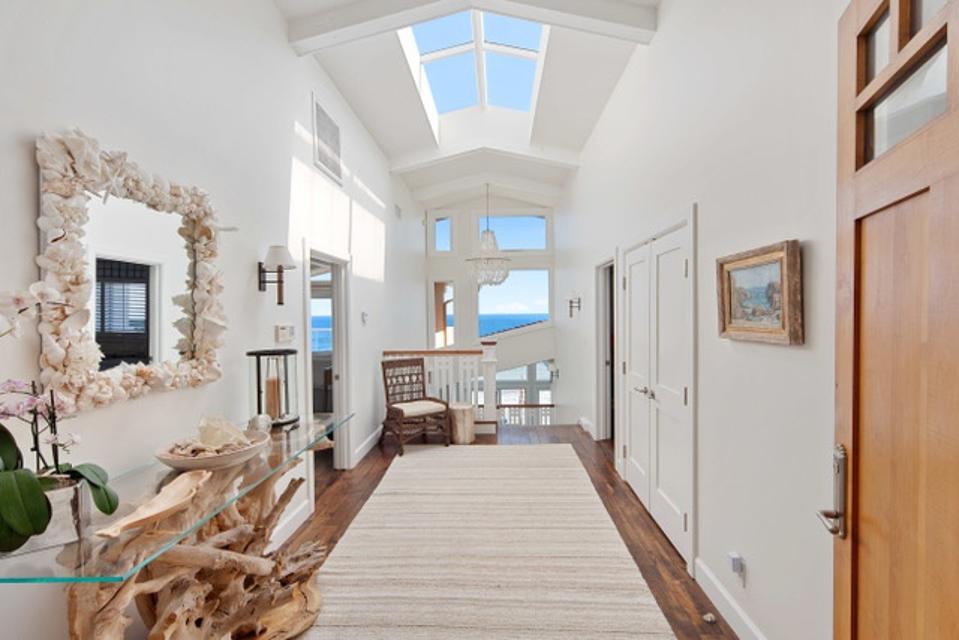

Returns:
865,43,947,162
864,11,891,85
911,0,946,36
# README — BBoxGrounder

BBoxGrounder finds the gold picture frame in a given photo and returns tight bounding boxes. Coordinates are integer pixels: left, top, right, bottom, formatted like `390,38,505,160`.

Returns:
716,240,803,345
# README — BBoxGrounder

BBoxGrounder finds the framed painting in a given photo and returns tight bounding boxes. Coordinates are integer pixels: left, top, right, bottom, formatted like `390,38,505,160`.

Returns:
716,240,803,345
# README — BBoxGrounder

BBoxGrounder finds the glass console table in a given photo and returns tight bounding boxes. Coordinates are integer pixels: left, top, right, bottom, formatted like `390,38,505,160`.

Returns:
0,413,353,584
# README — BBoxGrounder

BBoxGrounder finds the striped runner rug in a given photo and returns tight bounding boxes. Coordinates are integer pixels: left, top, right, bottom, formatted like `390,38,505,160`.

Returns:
306,444,675,639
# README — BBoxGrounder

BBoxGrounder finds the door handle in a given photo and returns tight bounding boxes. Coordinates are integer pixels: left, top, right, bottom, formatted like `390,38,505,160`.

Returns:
633,386,656,400
817,445,847,538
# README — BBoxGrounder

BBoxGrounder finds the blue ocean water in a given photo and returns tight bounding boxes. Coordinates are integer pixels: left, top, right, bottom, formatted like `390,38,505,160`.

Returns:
479,314,548,337
309,313,549,351
311,316,333,352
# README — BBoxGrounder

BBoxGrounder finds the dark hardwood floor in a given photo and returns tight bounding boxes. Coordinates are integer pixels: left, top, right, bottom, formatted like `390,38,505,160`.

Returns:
291,425,737,639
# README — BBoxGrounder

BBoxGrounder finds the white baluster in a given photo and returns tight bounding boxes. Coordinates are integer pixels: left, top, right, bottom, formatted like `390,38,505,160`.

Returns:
481,341,497,423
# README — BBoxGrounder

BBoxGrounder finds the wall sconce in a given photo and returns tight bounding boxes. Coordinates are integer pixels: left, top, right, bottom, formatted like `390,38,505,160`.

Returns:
258,246,297,305
567,291,582,318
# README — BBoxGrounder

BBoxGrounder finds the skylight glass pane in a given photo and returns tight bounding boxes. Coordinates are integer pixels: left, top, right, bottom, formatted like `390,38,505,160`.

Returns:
485,52,537,111
483,13,543,51
424,52,479,113
412,11,473,54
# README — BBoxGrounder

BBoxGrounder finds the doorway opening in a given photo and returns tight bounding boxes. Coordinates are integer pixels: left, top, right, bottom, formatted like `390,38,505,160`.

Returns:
309,257,336,473
304,247,351,471
596,261,616,446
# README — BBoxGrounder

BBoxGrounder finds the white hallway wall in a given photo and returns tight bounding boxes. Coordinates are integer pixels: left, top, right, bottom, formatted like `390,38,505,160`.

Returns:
552,1,844,638
0,0,425,636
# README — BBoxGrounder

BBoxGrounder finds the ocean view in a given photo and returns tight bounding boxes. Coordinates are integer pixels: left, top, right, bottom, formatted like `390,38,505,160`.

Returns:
310,314,549,352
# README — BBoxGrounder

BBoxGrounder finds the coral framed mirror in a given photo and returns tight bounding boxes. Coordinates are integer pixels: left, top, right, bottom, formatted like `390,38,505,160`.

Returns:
35,129,226,413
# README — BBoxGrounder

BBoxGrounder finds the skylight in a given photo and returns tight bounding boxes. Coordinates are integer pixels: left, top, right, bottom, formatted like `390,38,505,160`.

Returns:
411,11,544,115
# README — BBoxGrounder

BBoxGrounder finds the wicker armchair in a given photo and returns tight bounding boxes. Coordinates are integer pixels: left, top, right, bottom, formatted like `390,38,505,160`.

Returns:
380,358,450,455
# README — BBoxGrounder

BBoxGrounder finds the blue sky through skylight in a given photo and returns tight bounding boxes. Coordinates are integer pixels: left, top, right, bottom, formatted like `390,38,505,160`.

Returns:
410,10,542,114
412,11,473,54
424,52,478,113
483,13,543,50
486,53,537,111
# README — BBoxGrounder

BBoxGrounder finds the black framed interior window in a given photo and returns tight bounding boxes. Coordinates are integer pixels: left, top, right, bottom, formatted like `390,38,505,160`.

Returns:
95,258,151,370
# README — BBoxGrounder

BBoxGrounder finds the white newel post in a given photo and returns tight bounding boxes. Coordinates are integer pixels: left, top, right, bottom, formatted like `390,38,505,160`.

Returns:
481,340,498,423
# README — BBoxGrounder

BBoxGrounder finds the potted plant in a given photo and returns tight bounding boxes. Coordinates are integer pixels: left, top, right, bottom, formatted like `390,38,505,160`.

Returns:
0,285,119,553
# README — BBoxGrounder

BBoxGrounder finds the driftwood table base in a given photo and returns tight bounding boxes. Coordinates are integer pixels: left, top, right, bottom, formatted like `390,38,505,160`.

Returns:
66,458,324,639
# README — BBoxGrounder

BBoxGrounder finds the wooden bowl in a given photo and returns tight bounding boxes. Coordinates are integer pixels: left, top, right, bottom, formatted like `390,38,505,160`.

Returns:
155,431,271,471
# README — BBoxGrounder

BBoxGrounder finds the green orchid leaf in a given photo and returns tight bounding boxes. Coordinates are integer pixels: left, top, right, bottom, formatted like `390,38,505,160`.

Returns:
70,463,108,488
0,424,22,471
0,470,52,536
0,516,29,553
87,483,119,515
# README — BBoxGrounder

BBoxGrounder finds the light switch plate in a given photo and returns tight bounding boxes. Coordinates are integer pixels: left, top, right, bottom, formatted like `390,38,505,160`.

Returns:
275,324,295,344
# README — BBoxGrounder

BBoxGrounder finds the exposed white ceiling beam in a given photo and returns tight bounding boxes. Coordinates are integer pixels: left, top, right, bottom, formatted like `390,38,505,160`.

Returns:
474,0,656,44
412,173,565,208
391,143,579,175
288,0,657,55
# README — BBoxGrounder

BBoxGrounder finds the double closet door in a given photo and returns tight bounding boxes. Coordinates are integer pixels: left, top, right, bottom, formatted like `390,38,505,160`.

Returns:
622,224,693,563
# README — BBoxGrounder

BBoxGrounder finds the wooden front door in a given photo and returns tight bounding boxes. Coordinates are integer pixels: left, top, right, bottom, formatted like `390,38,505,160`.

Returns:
837,1,959,637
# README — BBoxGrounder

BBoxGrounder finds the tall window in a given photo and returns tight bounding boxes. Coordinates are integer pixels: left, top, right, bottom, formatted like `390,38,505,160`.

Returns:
95,258,150,370
433,282,455,347
478,215,547,251
479,269,549,336
434,217,452,252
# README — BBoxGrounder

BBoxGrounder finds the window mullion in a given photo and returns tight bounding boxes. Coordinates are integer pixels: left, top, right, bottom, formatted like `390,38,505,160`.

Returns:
484,42,539,60
472,10,487,108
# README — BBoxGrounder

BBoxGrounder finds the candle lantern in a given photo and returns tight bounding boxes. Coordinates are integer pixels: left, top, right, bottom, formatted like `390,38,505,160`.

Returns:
247,348,299,429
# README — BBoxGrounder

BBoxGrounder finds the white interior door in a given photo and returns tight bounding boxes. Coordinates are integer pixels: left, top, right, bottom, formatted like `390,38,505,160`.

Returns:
648,228,692,561
623,244,651,506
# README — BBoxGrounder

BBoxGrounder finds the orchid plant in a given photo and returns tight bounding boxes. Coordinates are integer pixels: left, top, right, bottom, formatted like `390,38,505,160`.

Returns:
0,287,118,553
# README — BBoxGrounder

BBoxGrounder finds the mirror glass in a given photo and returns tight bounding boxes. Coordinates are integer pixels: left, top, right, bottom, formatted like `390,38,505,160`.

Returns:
85,197,190,370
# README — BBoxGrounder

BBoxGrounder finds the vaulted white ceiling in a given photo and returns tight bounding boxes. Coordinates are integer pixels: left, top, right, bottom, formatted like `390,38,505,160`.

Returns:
273,0,658,209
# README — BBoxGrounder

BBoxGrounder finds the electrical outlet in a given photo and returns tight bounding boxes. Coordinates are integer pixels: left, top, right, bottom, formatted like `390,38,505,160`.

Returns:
274,325,295,344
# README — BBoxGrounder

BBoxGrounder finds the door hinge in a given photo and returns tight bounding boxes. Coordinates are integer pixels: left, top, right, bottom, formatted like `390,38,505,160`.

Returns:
683,387,688,406
622,361,626,375
683,513,688,532
684,258,689,278
622,276,627,290
622,444,627,458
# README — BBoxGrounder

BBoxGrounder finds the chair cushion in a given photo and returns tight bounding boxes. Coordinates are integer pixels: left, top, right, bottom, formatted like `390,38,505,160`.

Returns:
393,400,446,418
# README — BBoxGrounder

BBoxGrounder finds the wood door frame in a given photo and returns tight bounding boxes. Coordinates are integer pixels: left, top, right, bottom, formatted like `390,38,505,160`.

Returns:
594,258,616,442
614,204,698,576
301,241,353,470
837,1,959,636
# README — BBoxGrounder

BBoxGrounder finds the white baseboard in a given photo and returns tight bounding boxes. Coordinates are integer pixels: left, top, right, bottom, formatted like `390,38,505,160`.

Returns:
578,417,597,439
351,424,382,468
694,558,767,640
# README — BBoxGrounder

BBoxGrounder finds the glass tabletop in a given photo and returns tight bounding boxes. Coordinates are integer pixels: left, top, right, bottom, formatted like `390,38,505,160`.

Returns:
0,413,352,584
